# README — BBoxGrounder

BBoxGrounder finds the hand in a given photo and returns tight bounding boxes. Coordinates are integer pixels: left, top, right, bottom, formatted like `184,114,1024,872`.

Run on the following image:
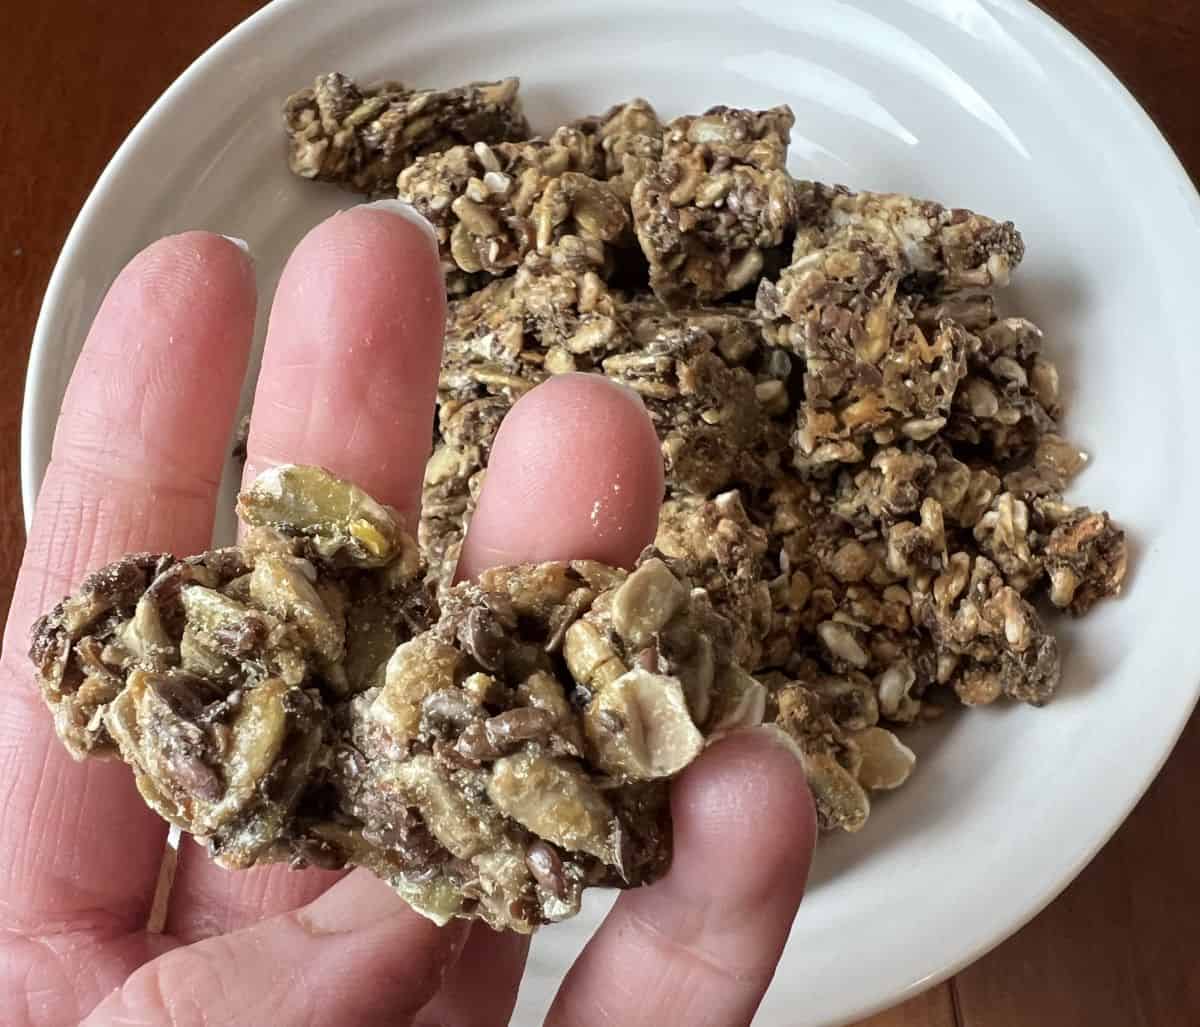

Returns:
0,206,816,1027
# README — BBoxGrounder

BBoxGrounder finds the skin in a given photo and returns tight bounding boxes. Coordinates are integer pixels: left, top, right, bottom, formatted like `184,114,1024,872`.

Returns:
0,208,817,1027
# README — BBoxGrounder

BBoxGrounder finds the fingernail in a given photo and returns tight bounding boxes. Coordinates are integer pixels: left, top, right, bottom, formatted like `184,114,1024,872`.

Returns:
610,378,648,410
358,198,440,250
220,235,254,262
547,371,648,411
741,723,808,764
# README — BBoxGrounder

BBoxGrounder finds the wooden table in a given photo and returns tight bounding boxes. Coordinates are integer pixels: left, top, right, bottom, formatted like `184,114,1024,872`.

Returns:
1,2,1195,1024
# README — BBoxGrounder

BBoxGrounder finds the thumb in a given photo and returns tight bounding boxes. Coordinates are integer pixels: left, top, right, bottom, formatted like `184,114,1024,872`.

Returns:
547,728,817,1027
83,871,467,1026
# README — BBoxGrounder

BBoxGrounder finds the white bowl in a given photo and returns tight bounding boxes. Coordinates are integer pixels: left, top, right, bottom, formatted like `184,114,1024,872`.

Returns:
22,1,1200,1023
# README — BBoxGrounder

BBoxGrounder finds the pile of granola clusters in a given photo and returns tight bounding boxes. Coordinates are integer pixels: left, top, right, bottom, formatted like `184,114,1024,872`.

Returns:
32,466,765,931
30,75,1131,937
282,73,1127,835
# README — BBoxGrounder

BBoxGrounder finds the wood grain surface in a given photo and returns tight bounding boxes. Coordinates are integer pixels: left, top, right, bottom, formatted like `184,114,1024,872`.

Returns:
0,2,1195,1025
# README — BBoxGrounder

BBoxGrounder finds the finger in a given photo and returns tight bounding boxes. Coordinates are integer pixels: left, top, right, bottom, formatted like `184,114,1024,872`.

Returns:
414,926,530,1027
415,372,662,1021
547,729,817,1027
85,870,468,1027
454,373,664,581
0,234,253,969
242,201,445,519
167,840,346,941
169,202,445,937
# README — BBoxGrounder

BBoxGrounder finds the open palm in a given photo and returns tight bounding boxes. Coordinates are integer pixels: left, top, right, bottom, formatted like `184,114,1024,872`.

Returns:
0,206,814,1026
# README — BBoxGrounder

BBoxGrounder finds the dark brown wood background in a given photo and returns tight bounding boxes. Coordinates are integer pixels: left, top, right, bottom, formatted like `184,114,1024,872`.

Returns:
1,2,1195,1024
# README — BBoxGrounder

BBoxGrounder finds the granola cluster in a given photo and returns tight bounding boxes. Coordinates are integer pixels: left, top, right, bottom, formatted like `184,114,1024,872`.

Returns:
31,466,769,932
278,74,1128,838
632,105,799,304
285,73,530,197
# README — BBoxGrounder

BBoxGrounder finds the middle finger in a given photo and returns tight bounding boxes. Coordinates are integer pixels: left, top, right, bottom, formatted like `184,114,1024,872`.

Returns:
167,202,445,939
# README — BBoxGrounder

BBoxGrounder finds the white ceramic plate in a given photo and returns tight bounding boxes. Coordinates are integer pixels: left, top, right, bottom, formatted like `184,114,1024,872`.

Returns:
22,1,1200,1024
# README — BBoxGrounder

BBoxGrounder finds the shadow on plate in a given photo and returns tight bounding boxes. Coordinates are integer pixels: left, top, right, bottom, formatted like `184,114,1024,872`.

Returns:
804,699,967,890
